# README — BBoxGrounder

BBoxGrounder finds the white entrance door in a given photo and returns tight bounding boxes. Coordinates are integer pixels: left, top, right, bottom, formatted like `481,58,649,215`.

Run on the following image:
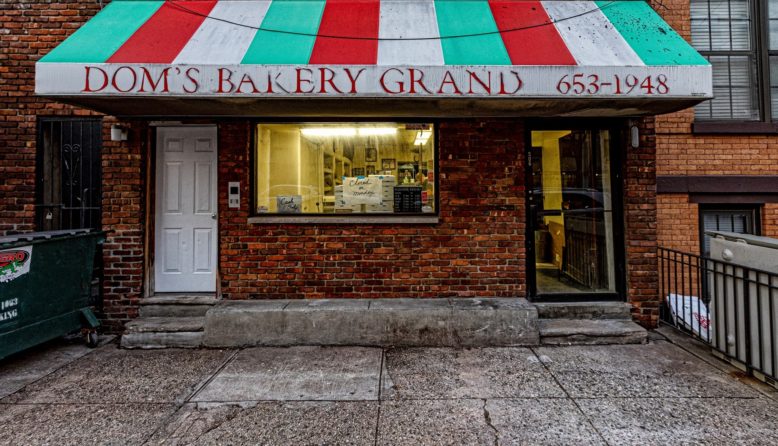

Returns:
155,126,218,292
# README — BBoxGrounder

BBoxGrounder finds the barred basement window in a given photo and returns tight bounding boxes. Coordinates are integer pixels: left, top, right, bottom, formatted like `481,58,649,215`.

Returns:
699,205,760,256
253,123,437,216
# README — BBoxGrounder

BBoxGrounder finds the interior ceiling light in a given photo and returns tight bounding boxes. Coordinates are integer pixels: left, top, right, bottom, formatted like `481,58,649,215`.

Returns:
301,127,357,137
414,130,432,145
301,127,396,137
357,127,397,136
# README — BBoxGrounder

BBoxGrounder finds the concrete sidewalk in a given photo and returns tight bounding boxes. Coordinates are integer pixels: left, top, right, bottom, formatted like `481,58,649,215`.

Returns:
1,332,777,445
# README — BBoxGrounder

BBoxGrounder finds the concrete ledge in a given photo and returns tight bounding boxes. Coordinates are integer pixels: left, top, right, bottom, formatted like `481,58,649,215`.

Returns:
203,298,538,348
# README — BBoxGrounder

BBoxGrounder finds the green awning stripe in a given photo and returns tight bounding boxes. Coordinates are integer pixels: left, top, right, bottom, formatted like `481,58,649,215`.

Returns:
39,1,163,63
434,0,511,65
241,0,326,64
595,1,709,66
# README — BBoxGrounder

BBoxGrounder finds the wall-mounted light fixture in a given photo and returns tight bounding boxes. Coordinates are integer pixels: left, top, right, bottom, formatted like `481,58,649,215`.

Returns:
629,123,640,149
110,124,128,142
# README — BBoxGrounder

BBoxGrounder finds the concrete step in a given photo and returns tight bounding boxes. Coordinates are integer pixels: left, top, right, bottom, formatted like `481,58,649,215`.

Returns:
203,298,539,348
539,319,647,345
139,294,217,318
121,317,205,349
535,302,632,320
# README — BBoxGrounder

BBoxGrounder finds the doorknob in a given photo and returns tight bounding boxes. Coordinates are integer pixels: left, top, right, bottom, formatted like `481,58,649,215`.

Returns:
211,213,217,220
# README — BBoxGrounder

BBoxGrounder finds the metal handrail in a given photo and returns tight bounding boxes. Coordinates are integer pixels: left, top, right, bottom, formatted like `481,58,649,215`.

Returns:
659,247,778,385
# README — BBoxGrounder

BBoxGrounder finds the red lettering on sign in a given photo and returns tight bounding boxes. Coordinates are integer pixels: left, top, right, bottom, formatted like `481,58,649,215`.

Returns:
437,70,462,95
380,68,404,94
343,68,365,94
467,70,491,95
408,68,431,94
138,67,170,93
498,71,522,95
111,66,138,93
237,73,261,94
217,68,235,93
82,66,108,93
183,67,199,93
295,68,315,94
318,68,343,94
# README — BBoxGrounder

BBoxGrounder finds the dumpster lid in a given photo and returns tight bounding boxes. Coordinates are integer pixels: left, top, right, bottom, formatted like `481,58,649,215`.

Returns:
705,231,778,250
0,229,98,248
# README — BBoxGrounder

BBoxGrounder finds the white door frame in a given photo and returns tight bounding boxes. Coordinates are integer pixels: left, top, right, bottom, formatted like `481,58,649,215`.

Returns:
153,125,218,293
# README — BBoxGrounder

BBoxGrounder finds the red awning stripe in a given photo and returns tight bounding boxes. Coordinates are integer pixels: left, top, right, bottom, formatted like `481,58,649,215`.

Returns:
108,0,218,63
309,0,381,65
488,0,576,65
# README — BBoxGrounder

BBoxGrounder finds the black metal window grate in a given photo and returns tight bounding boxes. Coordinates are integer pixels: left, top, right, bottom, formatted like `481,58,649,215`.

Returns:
35,118,103,231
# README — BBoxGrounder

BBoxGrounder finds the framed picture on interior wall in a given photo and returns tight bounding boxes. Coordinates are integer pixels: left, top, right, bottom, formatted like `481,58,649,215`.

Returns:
366,164,376,175
365,147,377,162
352,167,365,177
398,162,418,184
381,158,396,170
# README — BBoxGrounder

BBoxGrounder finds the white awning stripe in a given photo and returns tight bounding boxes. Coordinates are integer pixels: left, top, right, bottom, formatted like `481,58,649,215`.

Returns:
173,0,272,65
542,1,644,66
378,0,444,66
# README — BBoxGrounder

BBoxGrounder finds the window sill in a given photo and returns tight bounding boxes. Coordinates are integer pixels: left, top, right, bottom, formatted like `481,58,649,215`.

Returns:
692,121,778,134
247,215,440,225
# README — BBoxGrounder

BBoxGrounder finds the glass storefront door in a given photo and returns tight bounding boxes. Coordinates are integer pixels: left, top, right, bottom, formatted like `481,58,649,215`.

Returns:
527,129,622,298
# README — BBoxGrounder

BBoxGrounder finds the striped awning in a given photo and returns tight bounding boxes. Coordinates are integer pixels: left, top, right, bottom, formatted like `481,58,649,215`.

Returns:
35,0,712,117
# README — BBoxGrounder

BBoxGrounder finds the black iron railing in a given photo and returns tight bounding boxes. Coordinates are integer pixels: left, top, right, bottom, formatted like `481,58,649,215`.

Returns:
659,247,778,386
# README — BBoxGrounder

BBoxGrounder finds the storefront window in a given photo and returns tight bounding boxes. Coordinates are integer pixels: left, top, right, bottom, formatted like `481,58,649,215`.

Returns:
254,123,436,215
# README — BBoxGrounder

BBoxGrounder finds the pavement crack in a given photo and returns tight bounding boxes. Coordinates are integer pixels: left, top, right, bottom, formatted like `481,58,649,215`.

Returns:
482,399,500,446
374,349,385,446
529,347,611,446
141,349,241,445
196,406,241,440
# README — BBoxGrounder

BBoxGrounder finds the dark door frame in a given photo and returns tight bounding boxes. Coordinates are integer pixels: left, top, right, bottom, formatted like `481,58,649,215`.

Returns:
524,119,627,302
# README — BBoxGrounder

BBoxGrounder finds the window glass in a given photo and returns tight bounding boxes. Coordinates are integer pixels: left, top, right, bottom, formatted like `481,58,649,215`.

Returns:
691,0,751,51
769,0,778,49
529,130,616,294
254,123,436,215
691,0,760,120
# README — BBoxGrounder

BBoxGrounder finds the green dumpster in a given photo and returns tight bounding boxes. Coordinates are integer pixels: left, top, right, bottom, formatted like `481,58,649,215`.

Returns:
0,229,105,360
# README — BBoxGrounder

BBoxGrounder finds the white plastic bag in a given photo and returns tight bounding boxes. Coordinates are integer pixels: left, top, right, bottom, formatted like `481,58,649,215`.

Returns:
666,293,710,342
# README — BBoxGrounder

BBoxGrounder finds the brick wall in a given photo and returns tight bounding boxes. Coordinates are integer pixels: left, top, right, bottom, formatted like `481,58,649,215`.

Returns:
624,117,660,327
0,1,147,332
656,194,699,254
0,0,103,234
654,0,778,255
218,119,527,299
100,121,147,332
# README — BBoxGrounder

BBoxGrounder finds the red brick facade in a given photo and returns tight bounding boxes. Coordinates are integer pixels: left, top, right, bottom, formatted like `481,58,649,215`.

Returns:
624,118,659,326
0,1,147,331
654,0,778,254
218,120,527,300
0,0,101,235
1,1,663,331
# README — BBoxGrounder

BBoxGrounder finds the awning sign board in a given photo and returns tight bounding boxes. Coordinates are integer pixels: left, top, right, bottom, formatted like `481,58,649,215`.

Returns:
35,0,713,100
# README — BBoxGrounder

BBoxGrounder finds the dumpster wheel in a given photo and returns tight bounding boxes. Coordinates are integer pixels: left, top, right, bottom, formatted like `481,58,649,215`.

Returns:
85,330,99,348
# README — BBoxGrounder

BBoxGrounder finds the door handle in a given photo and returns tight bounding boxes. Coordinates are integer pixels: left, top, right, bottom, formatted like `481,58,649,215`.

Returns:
211,213,217,220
